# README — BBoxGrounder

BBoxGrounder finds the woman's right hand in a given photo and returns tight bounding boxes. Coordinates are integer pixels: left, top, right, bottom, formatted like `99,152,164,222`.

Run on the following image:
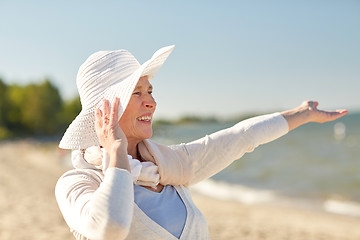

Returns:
95,98,130,170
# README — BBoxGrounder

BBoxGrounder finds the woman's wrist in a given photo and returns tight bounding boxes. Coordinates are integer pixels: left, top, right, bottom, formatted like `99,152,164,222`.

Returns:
281,105,311,131
108,140,130,171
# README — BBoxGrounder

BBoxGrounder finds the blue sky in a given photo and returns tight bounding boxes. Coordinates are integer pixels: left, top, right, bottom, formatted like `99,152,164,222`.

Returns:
1,1,359,119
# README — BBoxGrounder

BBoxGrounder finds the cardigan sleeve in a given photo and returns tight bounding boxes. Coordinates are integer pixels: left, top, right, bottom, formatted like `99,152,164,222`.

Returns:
55,167,134,240
179,112,289,185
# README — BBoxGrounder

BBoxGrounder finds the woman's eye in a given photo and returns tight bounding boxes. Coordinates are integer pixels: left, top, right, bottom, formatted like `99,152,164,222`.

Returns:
132,91,141,96
148,91,153,94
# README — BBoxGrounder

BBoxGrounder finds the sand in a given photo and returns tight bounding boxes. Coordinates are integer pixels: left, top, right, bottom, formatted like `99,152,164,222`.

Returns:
1,140,360,240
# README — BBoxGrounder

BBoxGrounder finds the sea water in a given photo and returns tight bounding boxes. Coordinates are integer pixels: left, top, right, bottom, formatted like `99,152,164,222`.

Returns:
152,112,360,217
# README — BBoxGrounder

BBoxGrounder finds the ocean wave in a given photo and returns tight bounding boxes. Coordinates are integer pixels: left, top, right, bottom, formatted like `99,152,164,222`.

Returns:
191,179,360,218
324,199,360,217
190,179,276,204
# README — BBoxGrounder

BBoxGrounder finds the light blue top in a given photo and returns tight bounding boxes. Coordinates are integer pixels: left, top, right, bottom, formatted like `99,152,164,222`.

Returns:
134,185,187,238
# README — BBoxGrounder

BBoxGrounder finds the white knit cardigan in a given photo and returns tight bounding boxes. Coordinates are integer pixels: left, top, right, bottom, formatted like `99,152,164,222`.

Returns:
55,113,289,240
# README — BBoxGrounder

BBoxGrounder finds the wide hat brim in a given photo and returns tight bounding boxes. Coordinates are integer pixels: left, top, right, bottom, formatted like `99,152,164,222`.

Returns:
59,45,174,149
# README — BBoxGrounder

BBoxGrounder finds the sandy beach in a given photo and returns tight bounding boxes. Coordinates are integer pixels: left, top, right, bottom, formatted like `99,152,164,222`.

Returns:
1,141,360,240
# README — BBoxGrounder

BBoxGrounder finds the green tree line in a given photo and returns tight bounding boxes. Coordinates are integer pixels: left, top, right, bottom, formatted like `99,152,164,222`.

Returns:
0,78,81,140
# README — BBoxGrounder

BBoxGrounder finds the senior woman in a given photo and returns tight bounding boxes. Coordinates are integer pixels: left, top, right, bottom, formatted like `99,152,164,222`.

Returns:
55,45,348,240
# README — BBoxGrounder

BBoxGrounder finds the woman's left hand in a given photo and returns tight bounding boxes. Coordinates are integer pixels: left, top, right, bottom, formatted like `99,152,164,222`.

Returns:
281,100,348,131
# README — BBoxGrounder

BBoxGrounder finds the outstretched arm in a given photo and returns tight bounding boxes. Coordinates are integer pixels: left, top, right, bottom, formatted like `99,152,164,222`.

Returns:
178,100,348,185
281,100,348,131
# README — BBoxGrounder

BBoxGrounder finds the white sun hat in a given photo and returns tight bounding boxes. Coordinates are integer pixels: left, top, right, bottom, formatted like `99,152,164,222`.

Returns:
59,45,175,149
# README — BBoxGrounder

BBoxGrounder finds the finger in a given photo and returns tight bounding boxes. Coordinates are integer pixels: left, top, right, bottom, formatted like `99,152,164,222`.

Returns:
95,108,103,130
307,100,318,110
337,109,348,114
334,109,349,119
103,99,110,117
324,109,348,122
110,97,119,126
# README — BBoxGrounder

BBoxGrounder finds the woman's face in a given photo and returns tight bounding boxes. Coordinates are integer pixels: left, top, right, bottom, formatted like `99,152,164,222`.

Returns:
119,76,156,144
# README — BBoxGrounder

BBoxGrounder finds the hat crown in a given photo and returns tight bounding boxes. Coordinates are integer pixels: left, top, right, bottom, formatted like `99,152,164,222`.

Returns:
76,50,141,110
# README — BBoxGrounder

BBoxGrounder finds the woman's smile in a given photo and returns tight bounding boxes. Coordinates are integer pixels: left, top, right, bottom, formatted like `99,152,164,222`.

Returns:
136,114,152,122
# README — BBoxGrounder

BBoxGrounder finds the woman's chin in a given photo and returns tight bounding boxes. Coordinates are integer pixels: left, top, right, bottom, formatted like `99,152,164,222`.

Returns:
139,128,153,140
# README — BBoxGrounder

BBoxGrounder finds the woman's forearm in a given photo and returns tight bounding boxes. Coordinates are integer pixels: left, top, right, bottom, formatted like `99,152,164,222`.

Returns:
55,168,134,240
185,112,289,185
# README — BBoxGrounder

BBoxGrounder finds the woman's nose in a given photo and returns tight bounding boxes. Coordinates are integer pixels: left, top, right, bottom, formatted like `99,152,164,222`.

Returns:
144,95,156,109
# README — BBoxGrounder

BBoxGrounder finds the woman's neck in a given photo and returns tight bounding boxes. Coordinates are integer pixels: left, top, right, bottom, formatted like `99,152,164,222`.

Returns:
127,141,140,159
